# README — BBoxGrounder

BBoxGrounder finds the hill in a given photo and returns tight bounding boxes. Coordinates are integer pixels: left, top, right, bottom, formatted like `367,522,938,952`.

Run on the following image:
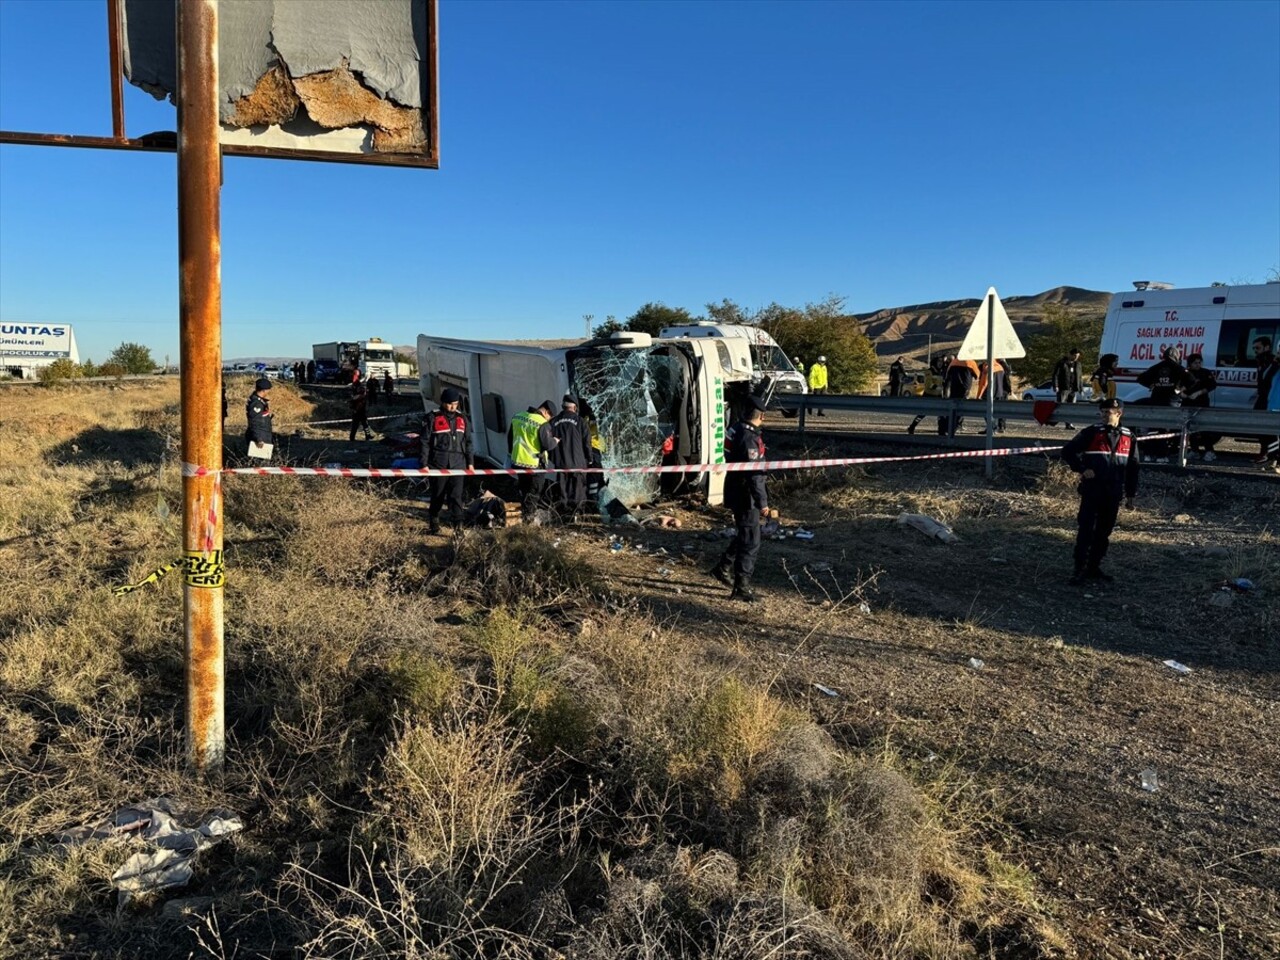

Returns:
856,285,1112,361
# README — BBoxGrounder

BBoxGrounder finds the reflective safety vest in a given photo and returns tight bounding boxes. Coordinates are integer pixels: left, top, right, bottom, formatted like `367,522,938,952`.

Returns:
510,409,548,468
808,363,828,390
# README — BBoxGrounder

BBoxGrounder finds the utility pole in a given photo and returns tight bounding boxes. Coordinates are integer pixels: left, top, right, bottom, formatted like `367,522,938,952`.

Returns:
177,0,225,772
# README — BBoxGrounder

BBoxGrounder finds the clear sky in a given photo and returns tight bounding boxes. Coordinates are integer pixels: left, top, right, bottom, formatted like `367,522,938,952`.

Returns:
2,0,1278,363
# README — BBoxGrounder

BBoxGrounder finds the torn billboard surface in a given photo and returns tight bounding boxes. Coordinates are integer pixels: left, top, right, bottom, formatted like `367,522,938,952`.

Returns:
121,0,429,155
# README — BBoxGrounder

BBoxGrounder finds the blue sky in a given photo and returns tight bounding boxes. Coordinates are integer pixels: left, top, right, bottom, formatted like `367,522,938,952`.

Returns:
2,0,1278,363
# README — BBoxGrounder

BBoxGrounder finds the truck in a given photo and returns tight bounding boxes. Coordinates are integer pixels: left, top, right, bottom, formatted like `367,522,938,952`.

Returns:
1099,281,1280,408
656,322,808,413
312,338,398,382
416,329,758,506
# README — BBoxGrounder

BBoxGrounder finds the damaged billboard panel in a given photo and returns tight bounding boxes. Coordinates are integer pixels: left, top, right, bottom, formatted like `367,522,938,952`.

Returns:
121,0,437,165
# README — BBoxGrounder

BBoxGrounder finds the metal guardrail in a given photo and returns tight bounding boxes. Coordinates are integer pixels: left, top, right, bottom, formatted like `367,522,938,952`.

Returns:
779,394,1280,435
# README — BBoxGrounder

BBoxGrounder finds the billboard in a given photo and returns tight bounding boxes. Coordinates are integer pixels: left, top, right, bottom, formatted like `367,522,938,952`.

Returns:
0,323,78,359
120,0,438,167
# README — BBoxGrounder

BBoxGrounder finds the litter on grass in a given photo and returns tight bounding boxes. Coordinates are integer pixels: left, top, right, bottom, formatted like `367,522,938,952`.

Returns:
1162,659,1192,675
59,798,243,905
967,657,985,670
813,683,839,697
897,513,960,544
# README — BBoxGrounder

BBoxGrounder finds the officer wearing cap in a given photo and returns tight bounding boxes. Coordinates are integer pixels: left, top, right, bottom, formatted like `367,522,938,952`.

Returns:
549,393,592,516
708,393,775,602
422,387,473,534
1061,397,1140,585
245,377,274,456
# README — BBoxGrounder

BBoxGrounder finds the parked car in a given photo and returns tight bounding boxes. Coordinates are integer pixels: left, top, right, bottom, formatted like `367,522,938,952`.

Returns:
1022,380,1096,403
881,373,928,397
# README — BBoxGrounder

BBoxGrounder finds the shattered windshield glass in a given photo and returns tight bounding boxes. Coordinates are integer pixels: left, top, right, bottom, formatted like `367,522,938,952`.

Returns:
570,346,685,505
750,343,792,372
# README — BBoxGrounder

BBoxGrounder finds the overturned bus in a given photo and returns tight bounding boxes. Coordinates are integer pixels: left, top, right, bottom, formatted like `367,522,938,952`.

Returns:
416,330,757,505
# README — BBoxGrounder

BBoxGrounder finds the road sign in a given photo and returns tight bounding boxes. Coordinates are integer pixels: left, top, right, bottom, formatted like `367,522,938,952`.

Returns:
956,287,1025,360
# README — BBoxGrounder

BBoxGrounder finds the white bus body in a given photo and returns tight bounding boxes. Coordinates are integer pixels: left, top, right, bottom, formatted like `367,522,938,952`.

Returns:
416,331,756,505
657,322,808,408
1100,282,1280,408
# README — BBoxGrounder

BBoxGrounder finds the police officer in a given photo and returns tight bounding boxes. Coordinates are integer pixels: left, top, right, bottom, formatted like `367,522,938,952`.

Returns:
708,394,773,602
1061,398,1140,585
245,377,273,457
808,355,829,416
422,387,473,534
508,400,559,521
349,371,373,442
549,394,592,516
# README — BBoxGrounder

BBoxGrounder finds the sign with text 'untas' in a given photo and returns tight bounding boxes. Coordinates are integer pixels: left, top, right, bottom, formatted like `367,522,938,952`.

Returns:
956,287,1026,360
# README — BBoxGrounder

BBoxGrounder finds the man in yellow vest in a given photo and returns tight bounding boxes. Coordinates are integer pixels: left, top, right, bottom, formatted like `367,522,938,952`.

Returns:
807,355,829,416
508,399,559,521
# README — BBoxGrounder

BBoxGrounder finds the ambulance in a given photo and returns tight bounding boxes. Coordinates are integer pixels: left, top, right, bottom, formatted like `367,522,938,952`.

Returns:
1100,281,1280,408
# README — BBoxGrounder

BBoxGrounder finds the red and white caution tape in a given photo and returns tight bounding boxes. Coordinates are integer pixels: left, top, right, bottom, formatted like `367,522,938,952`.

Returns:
184,434,1177,480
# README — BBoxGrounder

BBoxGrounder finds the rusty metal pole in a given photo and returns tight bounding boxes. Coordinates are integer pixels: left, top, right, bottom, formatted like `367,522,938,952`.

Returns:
177,0,225,772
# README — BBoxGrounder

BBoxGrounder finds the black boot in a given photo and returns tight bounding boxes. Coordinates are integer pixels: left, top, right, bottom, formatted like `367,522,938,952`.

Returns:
429,518,441,535
1068,567,1087,585
1086,567,1113,583
730,576,757,602
707,558,732,586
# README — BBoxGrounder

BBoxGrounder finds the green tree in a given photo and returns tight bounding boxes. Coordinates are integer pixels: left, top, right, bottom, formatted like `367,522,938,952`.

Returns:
1020,303,1104,386
591,315,623,338
99,362,127,378
625,302,695,338
757,295,879,393
79,358,99,378
106,342,156,375
37,358,83,383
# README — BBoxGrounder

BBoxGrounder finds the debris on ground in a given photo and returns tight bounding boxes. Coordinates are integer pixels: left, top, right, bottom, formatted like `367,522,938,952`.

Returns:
813,683,839,697
58,798,243,906
967,657,985,670
794,528,815,541
1140,768,1160,792
897,512,960,544
1162,659,1192,675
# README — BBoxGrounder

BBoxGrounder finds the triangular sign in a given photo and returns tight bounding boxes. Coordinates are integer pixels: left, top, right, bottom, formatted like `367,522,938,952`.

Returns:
956,287,1025,360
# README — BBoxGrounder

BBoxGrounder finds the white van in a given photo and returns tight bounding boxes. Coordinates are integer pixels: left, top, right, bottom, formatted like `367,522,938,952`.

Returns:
657,322,808,410
1100,281,1280,408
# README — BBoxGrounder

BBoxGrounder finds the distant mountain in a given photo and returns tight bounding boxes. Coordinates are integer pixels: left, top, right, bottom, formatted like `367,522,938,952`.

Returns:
856,286,1111,361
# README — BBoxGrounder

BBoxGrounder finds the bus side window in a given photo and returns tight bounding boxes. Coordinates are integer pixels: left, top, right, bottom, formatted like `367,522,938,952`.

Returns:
1215,320,1251,367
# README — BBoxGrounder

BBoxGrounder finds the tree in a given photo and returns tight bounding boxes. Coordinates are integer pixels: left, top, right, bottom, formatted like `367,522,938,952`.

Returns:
394,350,418,375
106,342,156,375
37,358,83,383
625,302,695,338
591,315,623,338
757,295,879,393
1020,303,1104,386
80,359,99,378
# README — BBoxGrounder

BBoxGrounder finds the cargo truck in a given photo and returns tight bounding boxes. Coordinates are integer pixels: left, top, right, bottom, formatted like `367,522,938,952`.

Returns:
312,338,398,382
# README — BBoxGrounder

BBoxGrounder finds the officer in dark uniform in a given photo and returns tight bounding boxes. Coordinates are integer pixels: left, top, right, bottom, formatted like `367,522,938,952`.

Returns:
245,377,274,456
422,387,473,534
708,394,772,602
1061,398,1140,585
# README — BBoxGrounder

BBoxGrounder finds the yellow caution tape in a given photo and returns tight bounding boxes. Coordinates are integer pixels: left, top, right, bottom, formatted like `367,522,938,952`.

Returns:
113,551,225,596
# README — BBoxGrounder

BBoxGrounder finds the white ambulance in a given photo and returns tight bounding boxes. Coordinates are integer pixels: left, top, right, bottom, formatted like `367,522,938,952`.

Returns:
1100,281,1280,408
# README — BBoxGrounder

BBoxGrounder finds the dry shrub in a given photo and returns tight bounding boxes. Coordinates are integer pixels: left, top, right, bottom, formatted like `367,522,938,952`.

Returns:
440,525,598,605
569,843,864,960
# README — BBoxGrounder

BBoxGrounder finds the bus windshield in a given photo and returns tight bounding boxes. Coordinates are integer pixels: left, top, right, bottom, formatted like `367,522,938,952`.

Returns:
750,344,793,372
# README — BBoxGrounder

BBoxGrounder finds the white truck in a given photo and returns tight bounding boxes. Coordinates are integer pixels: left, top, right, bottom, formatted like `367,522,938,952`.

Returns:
1100,281,1279,407
656,322,808,413
416,329,758,505
312,338,398,382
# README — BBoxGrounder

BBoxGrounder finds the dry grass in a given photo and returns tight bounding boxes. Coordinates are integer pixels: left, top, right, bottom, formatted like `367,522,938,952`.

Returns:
15,380,1261,959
